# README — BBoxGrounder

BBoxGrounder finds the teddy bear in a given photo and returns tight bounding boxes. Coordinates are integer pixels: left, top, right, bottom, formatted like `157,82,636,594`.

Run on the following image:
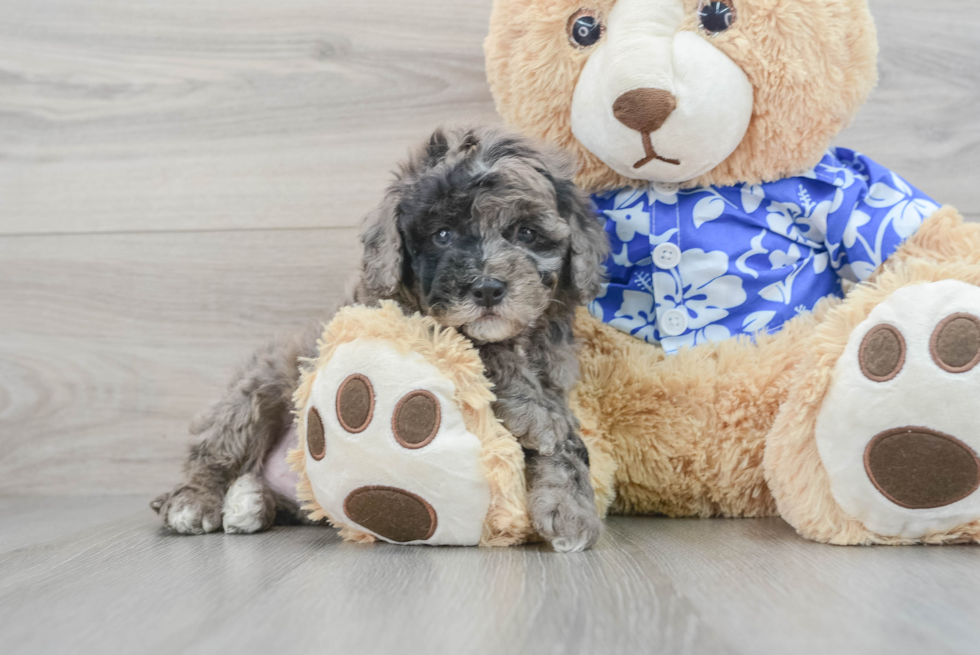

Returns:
289,0,980,547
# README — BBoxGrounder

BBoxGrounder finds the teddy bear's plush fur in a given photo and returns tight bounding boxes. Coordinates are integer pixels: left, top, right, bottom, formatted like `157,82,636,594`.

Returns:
480,0,980,545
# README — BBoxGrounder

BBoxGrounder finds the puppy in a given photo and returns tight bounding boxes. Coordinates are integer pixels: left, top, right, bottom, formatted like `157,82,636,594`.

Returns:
152,125,610,552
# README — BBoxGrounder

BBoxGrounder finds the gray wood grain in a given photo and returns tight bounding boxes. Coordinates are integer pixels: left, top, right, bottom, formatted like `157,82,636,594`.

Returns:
0,229,360,495
0,498,977,655
0,0,979,498
0,0,498,235
836,1,980,213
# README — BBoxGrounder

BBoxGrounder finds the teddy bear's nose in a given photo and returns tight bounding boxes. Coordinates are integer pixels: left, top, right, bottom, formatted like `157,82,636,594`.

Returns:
613,88,677,134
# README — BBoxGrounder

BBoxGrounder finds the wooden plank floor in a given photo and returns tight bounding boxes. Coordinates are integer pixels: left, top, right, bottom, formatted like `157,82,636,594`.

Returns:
1,497,978,655
2,1,980,653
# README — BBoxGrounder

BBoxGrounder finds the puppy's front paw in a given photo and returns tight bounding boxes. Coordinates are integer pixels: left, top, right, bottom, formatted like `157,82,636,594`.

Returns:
153,485,224,535
529,488,602,553
527,442,602,552
516,407,571,456
222,473,276,534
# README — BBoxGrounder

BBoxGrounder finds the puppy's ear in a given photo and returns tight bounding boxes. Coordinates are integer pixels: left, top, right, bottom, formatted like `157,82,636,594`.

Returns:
424,128,450,168
536,146,608,304
540,146,610,305
358,183,405,302
557,176,609,304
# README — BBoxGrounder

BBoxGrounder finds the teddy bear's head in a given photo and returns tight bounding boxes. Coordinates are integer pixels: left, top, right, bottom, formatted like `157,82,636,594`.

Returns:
486,0,878,191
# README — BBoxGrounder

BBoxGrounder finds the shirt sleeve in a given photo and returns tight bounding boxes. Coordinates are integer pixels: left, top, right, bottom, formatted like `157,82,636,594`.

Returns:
823,149,940,282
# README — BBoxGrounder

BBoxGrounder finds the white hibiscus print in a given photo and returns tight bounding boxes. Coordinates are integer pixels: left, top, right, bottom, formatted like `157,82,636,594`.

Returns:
736,230,769,280
839,173,939,280
692,189,731,228
765,187,832,247
866,173,940,239
740,184,766,213
759,244,807,304
609,289,658,343
605,206,650,243
611,183,679,212
653,249,747,331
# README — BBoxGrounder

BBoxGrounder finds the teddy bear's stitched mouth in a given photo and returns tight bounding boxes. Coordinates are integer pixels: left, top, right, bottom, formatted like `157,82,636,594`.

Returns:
634,132,681,168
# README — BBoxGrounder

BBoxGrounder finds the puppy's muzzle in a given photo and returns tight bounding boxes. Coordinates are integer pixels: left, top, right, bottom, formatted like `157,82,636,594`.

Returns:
470,277,508,308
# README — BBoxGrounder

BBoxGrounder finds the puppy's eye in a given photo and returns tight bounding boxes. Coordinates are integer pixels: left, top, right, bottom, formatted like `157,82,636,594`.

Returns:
517,227,537,244
567,10,603,48
699,1,736,34
433,229,453,246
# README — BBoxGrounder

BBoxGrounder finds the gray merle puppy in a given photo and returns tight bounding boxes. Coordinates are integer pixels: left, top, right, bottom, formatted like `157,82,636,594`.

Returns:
152,125,610,552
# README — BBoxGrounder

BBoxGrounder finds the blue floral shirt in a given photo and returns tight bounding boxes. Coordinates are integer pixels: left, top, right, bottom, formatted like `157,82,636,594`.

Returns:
589,148,940,354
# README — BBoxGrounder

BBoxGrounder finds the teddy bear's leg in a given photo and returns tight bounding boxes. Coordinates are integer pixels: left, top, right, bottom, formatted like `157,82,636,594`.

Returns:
571,306,824,519
809,278,980,541
297,338,498,546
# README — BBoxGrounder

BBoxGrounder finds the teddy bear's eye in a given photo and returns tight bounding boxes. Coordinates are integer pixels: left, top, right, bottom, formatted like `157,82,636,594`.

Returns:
567,10,603,48
699,1,736,34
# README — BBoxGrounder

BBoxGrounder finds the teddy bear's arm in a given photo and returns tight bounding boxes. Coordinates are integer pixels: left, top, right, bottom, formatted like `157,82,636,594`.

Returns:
822,150,940,283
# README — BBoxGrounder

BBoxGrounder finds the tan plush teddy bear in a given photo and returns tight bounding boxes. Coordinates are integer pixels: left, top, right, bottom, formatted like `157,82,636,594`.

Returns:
291,0,980,547
485,0,980,545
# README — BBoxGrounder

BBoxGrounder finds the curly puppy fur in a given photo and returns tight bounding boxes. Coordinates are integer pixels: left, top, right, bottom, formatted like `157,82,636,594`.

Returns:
153,125,610,552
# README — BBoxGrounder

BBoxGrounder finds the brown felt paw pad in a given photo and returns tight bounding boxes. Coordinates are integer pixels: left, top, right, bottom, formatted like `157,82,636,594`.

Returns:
859,324,905,382
307,407,326,461
931,313,980,374
865,427,980,510
336,374,375,433
392,390,441,449
343,485,438,543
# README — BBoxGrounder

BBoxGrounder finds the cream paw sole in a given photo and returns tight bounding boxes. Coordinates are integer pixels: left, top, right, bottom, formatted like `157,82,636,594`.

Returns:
815,280,980,539
299,338,491,546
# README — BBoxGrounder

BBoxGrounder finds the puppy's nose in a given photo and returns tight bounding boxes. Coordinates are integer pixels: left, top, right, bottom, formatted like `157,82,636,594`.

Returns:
470,278,507,308
613,88,677,134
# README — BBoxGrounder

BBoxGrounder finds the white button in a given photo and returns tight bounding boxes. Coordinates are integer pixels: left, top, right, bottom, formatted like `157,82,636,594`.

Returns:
660,309,689,337
653,243,682,270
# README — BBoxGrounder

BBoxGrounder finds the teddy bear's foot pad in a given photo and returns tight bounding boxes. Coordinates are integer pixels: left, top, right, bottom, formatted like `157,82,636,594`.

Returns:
817,280,980,538
300,338,490,546
864,428,980,510
343,486,438,543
